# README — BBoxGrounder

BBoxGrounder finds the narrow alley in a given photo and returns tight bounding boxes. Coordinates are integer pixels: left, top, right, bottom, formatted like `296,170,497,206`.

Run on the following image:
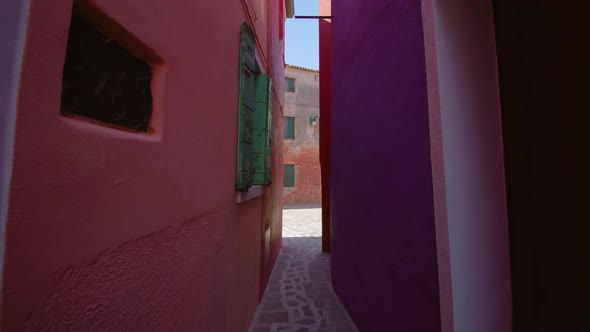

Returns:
2,1,587,331
249,209,358,332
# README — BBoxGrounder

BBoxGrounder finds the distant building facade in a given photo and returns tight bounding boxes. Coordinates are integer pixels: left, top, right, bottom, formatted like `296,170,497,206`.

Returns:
283,65,321,207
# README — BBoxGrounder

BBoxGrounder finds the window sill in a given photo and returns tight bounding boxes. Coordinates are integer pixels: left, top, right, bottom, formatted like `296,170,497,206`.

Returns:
236,186,264,203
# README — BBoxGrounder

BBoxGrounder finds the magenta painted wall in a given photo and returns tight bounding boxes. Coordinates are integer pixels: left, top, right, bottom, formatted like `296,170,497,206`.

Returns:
2,0,285,330
423,1,512,331
330,0,441,331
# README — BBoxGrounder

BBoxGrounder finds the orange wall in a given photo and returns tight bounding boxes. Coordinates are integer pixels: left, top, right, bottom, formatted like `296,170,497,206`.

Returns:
2,0,285,330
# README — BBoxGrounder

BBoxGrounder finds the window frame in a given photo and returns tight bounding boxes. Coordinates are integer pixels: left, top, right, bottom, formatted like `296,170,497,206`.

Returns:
285,77,296,92
284,116,295,139
235,21,273,193
60,12,154,132
283,164,295,187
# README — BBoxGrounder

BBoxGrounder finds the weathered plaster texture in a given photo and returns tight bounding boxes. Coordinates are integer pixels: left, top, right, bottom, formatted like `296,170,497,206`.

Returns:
25,209,261,331
283,66,321,207
2,0,285,330
330,0,441,331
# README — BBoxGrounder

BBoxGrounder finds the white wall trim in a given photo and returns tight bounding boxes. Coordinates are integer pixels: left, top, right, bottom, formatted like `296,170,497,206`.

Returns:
236,186,264,203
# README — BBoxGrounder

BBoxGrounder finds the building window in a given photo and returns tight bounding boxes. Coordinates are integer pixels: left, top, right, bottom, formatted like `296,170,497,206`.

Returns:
285,77,295,92
235,22,273,192
61,12,153,132
284,116,295,139
284,164,295,187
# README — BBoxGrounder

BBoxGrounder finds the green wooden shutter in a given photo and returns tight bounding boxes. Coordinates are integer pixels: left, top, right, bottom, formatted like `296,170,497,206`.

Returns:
284,117,295,139
285,77,295,92
283,164,295,187
236,22,256,192
252,74,272,185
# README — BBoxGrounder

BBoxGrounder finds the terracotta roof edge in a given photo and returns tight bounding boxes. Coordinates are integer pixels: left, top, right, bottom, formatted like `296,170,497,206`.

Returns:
286,64,319,73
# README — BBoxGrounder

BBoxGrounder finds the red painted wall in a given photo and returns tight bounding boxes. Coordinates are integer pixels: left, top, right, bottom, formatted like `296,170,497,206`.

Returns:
2,0,285,330
318,0,331,253
259,0,286,298
1,0,30,312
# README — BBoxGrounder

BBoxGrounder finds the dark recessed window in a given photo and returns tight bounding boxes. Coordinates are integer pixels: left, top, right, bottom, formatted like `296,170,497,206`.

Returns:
61,13,153,132
285,77,295,92
285,116,295,139
284,164,295,187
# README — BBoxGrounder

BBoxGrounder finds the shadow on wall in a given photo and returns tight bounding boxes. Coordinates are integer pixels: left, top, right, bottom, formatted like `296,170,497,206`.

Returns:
283,204,321,210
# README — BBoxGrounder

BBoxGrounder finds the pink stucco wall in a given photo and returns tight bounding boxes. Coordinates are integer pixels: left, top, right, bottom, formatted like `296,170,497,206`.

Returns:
423,0,512,331
2,0,285,330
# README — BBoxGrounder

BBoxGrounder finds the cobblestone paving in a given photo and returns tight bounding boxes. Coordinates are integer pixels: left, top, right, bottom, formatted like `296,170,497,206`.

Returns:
249,209,358,332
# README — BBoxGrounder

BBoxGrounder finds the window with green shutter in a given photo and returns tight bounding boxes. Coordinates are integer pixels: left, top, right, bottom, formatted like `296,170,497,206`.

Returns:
284,117,295,139
285,77,296,92
283,164,295,187
251,73,272,186
236,22,273,192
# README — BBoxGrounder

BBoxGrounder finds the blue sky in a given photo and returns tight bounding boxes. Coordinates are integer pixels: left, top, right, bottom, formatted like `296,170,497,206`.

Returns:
285,0,320,70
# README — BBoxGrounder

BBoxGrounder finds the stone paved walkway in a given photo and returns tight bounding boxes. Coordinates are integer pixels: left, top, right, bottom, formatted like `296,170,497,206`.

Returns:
249,208,358,332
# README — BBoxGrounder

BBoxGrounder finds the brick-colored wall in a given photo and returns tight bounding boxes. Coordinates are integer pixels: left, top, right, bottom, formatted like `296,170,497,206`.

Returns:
283,66,321,207
283,142,321,207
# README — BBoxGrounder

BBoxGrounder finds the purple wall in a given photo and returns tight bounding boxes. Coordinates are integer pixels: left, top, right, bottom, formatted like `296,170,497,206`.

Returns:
330,0,441,331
